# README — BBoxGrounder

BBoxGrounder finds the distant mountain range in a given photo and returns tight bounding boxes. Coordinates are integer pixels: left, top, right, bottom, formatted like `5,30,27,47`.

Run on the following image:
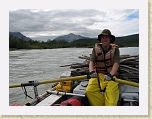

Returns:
9,32,90,42
9,32,139,45
54,33,89,42
9,32,32,41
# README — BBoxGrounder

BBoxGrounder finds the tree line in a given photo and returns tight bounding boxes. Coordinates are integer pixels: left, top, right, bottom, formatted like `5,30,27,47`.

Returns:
9,34,139,50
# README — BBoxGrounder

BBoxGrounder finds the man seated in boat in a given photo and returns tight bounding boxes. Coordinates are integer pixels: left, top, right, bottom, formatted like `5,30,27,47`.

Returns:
85,29,120,106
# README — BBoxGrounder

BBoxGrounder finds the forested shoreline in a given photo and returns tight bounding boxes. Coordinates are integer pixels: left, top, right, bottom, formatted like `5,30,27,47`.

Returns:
9,34,139,50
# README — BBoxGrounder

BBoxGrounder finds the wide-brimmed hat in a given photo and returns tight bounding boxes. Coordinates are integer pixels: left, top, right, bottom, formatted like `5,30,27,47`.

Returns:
98,29,115,43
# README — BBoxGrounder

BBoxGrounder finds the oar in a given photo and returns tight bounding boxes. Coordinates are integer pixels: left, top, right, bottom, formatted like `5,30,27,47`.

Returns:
9,75,88,88
9,75,139,88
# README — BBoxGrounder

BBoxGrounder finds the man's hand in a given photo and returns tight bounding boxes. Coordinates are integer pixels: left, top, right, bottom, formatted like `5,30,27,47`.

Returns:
89,71,98,78
104,74,113,81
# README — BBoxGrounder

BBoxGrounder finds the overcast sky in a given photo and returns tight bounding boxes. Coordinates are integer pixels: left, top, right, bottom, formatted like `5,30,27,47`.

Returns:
9,9,139,41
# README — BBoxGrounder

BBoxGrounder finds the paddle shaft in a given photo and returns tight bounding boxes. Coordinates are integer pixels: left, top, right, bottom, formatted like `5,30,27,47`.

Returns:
9,75,88,88
113,78,139,87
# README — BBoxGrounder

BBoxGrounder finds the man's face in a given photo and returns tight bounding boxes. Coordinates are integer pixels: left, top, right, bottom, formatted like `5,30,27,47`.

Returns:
101,35,111,46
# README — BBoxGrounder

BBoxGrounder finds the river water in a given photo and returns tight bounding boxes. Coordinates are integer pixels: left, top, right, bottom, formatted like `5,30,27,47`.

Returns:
9,47,139,105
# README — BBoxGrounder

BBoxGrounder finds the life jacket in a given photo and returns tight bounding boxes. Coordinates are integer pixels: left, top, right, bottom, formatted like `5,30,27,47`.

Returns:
94,43,119,75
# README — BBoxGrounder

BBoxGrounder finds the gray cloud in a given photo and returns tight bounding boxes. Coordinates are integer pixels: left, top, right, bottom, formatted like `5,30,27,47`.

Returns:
9,9,139,41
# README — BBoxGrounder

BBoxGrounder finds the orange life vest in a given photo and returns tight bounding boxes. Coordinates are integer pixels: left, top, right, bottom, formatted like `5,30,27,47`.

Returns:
94,43,118,75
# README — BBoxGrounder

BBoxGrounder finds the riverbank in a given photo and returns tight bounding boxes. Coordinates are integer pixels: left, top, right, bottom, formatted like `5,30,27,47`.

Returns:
9,46,138,51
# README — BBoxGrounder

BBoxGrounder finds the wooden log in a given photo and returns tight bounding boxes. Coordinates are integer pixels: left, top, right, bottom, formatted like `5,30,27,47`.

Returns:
60,64,74,67
120,61,139,65
120,55,138,59
70,63,88,68
119,68,138,76
60,63,80,67
120,65,139,72
78,55,90,60
120,57,138,63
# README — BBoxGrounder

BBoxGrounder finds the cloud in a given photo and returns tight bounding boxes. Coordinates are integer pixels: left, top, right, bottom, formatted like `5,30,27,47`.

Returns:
9,9,139,41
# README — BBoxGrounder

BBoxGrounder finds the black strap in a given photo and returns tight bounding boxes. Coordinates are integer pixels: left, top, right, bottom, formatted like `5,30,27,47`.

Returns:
96,69,106,92
22,86,33,99
97,77,106,92
97,77,102,92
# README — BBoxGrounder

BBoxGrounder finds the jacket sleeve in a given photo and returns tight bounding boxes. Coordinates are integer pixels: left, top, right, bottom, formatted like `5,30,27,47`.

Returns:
113,48,120,64
90,48,97,63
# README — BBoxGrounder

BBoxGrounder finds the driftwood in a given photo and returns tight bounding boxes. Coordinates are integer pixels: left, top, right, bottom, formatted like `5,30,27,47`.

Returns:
78,55,90,60
60,54,139,82
60,63,81,67
120,65,139,72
